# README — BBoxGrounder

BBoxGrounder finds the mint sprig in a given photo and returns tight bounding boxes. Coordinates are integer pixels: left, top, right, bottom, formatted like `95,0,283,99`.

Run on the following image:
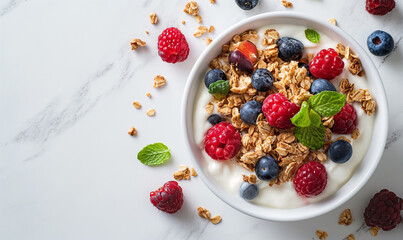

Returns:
208,80,230,100
305,29,320,43
137,143,171,166
308,91,346,117
291,101,311,127
295,124,325,150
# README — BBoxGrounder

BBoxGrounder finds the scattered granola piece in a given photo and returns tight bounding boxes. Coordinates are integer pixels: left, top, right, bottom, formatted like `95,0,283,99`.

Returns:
209,25,215,33
316,151,327,162
133,101,141,109
128,127,137,136
173,165,191,180
351,128,360,140
248,174,257,184
149,12,158,24
328,18,337,26
347,234,355,240
210,0,216,3
182,20,186,24
146,92,152,98
194,26,208,38
195,14,202,23
206,37,213,45
146,108,155,117
205,102,214,114
210,215,221,224
337,136,351,143
369,226,380,237
340,78,355,93
339,209,353,226
282,0,293,8
145,30,149,34
197,206,211,220
190,167,197,176
130,38,146,50
316,230,328,240
242,175,249,182
184,1,199,16
153,75,167,88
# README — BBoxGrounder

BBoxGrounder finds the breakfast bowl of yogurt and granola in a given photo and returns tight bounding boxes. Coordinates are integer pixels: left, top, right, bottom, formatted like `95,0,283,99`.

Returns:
182,12,388,221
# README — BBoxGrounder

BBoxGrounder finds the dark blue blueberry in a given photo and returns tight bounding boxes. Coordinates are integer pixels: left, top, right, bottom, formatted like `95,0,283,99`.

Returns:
298,62,313,78
255,156,279,181
328,140,353,164
204,69,227,88
367,30,394,57
251,68,274,92
277,37,304,62
310,79,337,95
235,0,259,10
240,100,262,124
239,182,259,200
207,114,223,125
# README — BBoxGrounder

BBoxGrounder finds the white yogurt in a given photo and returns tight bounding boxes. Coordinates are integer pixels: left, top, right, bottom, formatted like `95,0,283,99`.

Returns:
192,24,374,209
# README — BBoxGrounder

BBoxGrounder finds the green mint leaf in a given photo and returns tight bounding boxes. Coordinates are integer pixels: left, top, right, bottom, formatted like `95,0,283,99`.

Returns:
295,124,325,150
137,143,171,166
308,91,346,117
291,101,311,127
309,109,322,127
305,29,320,43
208,80,230,100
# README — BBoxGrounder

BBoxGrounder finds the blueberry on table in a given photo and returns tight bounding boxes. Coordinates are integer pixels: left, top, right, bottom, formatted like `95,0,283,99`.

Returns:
367,30,394,56
328,140,353,164
310,79,337,95
239,182,259,200
255,156,279,181
297,62,313,78
235,0,259,10
240,100,262,124
207,114,223,125
204,69,227,88
251,68,274,92
277,37,304,62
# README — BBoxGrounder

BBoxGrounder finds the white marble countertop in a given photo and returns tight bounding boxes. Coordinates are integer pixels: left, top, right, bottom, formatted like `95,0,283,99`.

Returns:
1,0,402,239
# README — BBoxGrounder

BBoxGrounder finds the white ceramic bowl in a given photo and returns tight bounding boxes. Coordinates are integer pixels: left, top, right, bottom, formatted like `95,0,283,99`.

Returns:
182,12,388,221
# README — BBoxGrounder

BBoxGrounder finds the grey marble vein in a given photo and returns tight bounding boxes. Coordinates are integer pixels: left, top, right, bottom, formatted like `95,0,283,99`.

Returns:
385,129,402,149
0,0,27,16
378,35,402,69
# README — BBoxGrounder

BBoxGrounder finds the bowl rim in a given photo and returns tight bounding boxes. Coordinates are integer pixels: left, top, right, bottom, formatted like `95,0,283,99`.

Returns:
181,12,388,221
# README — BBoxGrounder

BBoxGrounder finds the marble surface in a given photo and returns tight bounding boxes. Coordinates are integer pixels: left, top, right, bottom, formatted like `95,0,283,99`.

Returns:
1,0,402,239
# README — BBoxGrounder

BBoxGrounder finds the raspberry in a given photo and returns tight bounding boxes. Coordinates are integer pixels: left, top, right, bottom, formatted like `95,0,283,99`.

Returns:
364,189,403,231
262,93,300,129
331,103,358,134
157,27,189,63
309,48,344,80
204,122,241,160
293,161,327,198
150,181,184,213
366,0,396,15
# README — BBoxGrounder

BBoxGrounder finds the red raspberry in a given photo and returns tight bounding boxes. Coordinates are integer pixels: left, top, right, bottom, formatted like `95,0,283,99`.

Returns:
157,27,189,63
204,122,241,161
364,189,403,231
150,181,184,213
309,48,344,80
366,0,396,15
331,103,358,134
293,161,327,198
262,93,300,129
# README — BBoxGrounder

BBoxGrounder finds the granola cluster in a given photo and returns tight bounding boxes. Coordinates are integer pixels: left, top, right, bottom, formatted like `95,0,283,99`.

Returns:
205,29,376,185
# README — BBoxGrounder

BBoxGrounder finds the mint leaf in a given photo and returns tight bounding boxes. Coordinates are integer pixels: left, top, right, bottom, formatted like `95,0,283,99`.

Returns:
295,124,325,150
309,109,322,127
137,143,171,166
308,91,346,117
208,80,230,100
291,101,311,127
305,29,320,43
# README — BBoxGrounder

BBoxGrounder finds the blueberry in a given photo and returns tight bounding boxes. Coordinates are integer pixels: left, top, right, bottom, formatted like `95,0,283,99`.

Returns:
255,156,279,181
328,140,353,164
240,100,262,124
239,182,259,200
298,62,313,78
204,69,227,88
277,37,304,62
251,68,274,92
310,79,337,95
235,0,259,10
207,114,222,125
367,30,394,57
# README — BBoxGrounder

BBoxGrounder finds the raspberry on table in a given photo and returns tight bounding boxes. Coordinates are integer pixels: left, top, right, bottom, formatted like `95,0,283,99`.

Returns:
366,0,396,15
204,122,241,160
309,48,344,80
331,103,358,134
150,181,184,213
262,93,300,129
364,189,403,231
293,161,327,198
157,27,189,63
